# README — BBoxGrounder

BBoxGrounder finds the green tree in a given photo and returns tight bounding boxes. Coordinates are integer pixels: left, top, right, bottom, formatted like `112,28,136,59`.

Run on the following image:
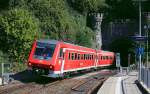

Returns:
75,27,93,47
10,0,77,42
0,8,39,62
69,0,107,13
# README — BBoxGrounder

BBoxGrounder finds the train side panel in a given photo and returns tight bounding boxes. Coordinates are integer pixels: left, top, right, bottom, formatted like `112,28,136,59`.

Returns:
97,51,115,67
54,43,96,74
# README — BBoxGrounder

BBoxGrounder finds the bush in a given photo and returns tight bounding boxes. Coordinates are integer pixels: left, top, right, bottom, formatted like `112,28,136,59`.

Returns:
0,8,39,63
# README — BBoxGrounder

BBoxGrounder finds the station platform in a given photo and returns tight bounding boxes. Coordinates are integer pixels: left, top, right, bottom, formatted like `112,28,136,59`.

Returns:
97,71,148,94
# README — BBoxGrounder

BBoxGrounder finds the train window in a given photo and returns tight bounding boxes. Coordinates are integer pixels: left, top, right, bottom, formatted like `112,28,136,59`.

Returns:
68,53,71,60
34,42,56,60
90,55,91,60
80,54,82,60
86,54,88,60
59,49,64,59
106,56,108,60
110,56,113,60
101,56,103,60
89,55,91,60
78,54,80,60
81,54,84,60
75,53,77,60
84,54,86,60
103,56,105,60
72,53,74,60
59,49,63,57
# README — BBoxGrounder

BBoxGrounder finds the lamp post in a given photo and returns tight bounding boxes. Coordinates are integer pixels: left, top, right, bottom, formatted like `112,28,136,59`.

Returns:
144,12,150,68
146,27,148,68
132,0,148,80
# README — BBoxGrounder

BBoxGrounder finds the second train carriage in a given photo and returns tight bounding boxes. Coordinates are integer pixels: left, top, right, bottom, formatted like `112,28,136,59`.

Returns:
28,39,115,78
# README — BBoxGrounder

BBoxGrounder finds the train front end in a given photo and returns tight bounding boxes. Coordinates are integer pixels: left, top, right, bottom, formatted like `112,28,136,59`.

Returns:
28,40,57,76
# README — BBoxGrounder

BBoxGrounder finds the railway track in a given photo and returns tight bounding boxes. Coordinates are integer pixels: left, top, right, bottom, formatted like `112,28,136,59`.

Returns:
0,79,62,94
71,77,107,94
0,83,35,94
27,80,62,94
0,70,116,94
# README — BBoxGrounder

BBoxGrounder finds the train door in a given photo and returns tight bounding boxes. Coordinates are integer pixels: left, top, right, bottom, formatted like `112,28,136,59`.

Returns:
95,53,98,68
59,48,66,74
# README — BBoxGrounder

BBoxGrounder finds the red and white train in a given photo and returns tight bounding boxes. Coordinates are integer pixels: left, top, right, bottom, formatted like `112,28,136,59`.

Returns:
28,40,115,78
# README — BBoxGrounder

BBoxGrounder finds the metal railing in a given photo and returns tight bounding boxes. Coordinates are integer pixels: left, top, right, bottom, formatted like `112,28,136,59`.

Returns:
141,66,150,88
0,52,13,85
0,63,12,85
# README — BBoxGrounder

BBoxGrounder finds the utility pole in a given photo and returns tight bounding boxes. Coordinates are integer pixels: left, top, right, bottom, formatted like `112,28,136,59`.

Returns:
139,0,142,81
146,29,148,68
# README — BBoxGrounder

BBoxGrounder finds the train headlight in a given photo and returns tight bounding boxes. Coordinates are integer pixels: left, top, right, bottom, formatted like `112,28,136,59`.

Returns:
28,63,32,66
50,65,53,69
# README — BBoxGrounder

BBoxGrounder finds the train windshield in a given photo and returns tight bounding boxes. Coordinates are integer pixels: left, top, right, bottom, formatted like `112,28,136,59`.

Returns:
34,42,56,60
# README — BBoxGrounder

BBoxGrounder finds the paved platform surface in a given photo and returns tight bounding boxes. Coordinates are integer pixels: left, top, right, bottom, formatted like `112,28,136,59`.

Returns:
97,71,143,94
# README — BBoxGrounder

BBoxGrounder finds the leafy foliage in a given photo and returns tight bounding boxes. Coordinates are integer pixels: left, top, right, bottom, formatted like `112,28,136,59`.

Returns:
75,27,93,47
69,0,107,13
0,8,39,62
0,0,97,69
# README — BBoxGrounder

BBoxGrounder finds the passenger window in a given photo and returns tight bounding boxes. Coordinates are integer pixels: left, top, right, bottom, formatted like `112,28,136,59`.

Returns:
86,54,88,60
84,54,86,60
59,49,63,57
106,56,108,60
110,56,113,60
81,54,84,60
103,56,105,60
89,55,91,60
87,54,89,60
75,53,77,60
69,53,71,60
78,54,80,60
72,53,74,60
59,49,64,59
109,56,111,60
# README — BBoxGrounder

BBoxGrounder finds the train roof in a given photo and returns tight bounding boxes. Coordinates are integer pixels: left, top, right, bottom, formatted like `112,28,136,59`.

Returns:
101,50,114,53
37,39,58,44
37,39,98,51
